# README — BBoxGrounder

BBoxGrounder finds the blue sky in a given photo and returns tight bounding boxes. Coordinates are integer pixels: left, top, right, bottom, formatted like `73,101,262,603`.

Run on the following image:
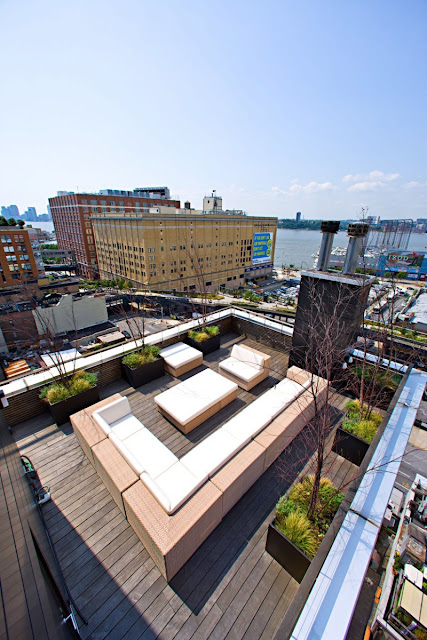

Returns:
1,0,426,220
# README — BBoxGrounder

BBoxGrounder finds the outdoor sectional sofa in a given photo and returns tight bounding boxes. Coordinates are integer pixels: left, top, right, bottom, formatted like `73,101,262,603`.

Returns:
71,365,328,581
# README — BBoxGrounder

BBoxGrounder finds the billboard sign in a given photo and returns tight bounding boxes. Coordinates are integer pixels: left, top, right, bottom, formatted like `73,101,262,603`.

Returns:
252,232,273,265
385,251,424,270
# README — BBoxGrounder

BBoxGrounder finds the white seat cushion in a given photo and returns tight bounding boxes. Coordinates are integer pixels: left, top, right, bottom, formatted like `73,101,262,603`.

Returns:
160,342,202,368
181,429,243,478
219,357,261,383
223,405,271,442
121,428,178,478
140,461,208,514
154,368,237,427
109,433,146,476
231,344,266,370
109,414,144,441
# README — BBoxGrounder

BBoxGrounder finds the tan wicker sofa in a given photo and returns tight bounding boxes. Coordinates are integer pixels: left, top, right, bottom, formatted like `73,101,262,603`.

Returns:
71,366,327,581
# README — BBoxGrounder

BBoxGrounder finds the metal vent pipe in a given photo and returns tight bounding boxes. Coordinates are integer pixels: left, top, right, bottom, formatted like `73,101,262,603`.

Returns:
317,221,341,271
343,223,370,275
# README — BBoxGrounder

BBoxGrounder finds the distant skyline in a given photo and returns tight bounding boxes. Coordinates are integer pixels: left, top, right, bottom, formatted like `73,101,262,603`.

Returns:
1,0,426,221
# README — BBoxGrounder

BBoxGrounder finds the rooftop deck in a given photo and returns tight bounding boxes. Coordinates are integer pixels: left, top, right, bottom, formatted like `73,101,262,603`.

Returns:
13,333,356,640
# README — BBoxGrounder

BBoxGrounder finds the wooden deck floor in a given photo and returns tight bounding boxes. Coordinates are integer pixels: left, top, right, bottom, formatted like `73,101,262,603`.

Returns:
13,334,357,640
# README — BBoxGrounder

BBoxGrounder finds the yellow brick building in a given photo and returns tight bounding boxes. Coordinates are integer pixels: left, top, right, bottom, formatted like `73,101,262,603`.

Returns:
91,212,277,292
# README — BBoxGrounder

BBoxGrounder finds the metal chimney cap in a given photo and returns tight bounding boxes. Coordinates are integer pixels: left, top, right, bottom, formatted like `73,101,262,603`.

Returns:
347,222,369,237
320,221,340,234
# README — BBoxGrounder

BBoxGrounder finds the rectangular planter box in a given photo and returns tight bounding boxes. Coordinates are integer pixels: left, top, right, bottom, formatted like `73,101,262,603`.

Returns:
332,426,370,466
122,357,165,389
266,522,311,583
48,386,100,426
186,333,220,355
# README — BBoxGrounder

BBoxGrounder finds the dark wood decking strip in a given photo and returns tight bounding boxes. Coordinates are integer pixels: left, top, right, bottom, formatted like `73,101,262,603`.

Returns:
11,333,356,640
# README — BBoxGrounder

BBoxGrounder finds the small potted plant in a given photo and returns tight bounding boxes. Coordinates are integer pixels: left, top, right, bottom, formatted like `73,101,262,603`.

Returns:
40,370,99,426
332,399,382,465
121,345,164,388
186,325,220,355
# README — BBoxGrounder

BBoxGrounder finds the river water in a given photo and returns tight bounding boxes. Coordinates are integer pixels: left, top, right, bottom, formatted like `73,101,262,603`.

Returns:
273,228,427,270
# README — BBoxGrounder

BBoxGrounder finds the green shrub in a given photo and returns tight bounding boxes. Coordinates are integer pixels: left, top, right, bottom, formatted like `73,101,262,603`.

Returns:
45,384,71,404
188,325,219,342
40,371,97,404
275,511,318,559
205,325,219,337
274,475,344,557
342,399,382,443
122,345,161,369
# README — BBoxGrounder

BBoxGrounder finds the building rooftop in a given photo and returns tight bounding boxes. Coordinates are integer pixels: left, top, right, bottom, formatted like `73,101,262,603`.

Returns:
4,329,355,639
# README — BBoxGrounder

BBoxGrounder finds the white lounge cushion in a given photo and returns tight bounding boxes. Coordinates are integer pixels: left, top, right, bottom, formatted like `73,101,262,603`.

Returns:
154,368,237,427
121,428,178,478
141,461,208,514
219,357,261,384
181,429,243,478
231,344,266,370
160,342,202,368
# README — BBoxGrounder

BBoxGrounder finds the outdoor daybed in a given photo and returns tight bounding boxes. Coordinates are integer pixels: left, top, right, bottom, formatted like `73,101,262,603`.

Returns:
160,341,203,377
219,343,271,390
71,365,327,581
154,368,238,433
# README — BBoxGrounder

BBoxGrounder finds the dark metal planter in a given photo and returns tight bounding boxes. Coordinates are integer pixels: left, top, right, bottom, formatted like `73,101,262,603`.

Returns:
332,426,370,466
122,357,165,389
186,333,220,355
266,522,311,583
48,386,99,426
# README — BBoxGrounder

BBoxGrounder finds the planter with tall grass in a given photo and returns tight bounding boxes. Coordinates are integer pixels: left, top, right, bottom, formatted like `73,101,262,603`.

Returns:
266,475,344,582
186,325,220,355
332,399,382,465
40,371,99,426
121,345,164,388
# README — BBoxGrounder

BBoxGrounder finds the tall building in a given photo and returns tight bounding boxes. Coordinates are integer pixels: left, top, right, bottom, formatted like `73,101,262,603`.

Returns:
49,188,180,278
23,206,37,222
0,226,45,287
1,204,20,219
92,210,277,291
296,211,302,223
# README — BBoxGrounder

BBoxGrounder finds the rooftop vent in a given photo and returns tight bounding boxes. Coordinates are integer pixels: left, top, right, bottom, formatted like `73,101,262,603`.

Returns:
343,222,370,275
317,221,340,271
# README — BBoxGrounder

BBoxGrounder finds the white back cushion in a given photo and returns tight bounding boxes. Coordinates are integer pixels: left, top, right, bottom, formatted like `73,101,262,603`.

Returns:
95,397,131,426
231,344,265,369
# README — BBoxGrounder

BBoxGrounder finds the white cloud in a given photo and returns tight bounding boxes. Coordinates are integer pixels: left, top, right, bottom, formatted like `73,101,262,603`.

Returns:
348,181,383,192
343,170,400,192
343,170,400,184
273,181,337,196
403,181,427,190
